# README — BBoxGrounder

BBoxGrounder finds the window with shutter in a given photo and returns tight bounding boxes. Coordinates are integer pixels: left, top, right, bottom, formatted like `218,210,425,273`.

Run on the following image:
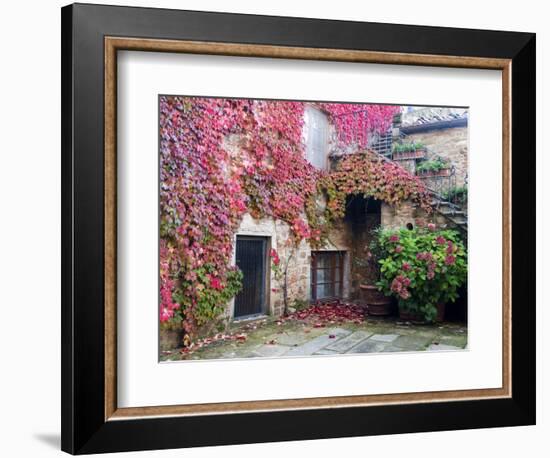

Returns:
305,107,329,170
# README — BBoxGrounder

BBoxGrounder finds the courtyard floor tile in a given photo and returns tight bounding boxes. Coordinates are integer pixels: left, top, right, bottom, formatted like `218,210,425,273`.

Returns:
161,313,467,362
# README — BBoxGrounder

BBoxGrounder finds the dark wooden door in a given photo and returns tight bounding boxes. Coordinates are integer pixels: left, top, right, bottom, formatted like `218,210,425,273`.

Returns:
234,236,267,318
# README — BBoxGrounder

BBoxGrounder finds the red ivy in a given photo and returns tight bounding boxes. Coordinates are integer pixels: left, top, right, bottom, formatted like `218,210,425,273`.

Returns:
326,152,432,218
159,97,418,336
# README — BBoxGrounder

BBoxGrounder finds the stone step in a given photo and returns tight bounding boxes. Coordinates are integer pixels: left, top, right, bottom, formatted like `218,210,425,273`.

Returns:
437,219,468,232
452,217,468,225
438,208,466,216
443,215,467,224
430,200,461,210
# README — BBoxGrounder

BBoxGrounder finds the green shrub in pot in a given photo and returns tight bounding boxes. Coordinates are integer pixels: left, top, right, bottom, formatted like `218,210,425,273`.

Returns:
371,224,467,322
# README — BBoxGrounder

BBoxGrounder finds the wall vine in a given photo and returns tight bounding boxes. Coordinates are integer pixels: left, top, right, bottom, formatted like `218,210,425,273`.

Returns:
160,97,425,338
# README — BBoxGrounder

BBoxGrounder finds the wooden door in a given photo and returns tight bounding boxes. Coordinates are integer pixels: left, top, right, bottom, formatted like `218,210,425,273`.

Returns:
234,236,267,318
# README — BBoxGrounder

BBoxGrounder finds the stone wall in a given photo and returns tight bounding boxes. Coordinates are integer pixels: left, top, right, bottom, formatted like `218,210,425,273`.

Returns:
230,213,353,319
405,126,468,188
381,200,435,231
392,157,416,175
381,201,416,229
222,107,458,321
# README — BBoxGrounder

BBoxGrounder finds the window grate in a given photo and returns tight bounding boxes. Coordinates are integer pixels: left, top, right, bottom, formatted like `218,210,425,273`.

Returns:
310,251,345,301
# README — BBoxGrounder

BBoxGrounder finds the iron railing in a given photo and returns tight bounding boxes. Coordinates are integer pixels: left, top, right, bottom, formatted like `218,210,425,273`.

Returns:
395,130,468,209
329,110,468,231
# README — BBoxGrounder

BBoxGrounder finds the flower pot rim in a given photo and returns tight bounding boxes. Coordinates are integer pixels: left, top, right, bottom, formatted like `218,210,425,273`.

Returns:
418,168,450,175
394,150,424,155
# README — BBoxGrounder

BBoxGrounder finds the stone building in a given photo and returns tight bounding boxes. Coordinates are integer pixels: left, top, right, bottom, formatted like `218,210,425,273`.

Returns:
226,105,467,321
399,107,468,189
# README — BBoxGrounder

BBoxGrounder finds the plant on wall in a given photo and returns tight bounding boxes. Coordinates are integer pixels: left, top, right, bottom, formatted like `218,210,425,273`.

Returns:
269,247,296,316
372,225,467,322
160,96,315,337
160,96,421,340
321,103,400,148
324,152,432,217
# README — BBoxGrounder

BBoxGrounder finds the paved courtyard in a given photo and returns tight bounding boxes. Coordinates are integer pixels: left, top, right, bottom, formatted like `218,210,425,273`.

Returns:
160,311,467,362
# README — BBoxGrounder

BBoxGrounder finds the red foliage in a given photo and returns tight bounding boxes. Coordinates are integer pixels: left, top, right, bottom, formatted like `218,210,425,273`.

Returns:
327,152,432,217
320,103,398,148
159,97,414,337
282,301,365,326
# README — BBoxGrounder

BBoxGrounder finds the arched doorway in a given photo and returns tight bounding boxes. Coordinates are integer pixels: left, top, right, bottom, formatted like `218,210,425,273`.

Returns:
344,195,382,298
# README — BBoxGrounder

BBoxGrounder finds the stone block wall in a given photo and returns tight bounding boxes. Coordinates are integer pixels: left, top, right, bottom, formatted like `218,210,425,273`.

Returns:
222,107,467,321
381,201,416,229
405,126,468,187
230,213,354,319
393,157,417,175
381,200,436,231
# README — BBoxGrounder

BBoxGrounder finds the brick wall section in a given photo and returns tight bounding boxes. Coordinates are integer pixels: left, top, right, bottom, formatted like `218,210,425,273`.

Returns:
405,126,468,187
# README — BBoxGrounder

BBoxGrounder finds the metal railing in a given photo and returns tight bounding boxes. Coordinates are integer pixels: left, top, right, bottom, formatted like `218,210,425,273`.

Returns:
329,110,467,231
395,130,467,209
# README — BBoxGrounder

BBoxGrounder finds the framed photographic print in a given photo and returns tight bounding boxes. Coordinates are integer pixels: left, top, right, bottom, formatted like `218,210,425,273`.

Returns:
61,3,536,454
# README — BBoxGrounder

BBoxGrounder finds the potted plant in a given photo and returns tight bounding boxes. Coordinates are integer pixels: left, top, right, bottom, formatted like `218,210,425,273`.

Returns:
374,224,467,323
358,284,395,316
355,232,395,316
392,141,426,161
416,157,451,177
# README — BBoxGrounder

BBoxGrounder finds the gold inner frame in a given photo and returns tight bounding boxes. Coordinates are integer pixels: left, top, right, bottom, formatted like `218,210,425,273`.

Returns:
104,37,512,421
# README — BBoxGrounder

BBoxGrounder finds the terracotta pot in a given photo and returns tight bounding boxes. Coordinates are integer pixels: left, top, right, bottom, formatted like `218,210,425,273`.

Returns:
160,327,184,351
392,149,425,161
359,284,394,316
418,168,451,178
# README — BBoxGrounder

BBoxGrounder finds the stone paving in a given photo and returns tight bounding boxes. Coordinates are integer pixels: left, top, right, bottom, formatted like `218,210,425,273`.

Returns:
160,315,467,362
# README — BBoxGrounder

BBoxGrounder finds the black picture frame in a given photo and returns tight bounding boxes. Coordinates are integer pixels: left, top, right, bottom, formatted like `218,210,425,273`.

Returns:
61,3,535,454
